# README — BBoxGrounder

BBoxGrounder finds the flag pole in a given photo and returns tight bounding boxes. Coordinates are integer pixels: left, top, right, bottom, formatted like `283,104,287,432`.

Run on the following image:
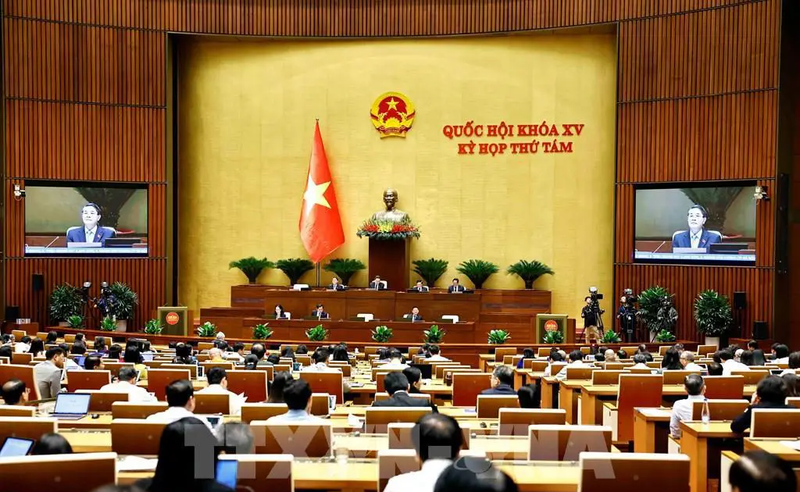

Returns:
315,262,321,287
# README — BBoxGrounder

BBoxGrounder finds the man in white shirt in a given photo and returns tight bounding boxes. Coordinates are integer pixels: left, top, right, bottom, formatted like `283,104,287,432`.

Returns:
680,351,704,372
630,353,652,371
555,350,586,381
426,345,449,362
383,413,463,492
379,349,409,370
100,367,155,403
720,350,750,375
224,342,246,363
780,352,800,376
265,379,322,423
14,336,31,354
196,367,245,416
670,374,706,438
146,379,212,430
33,347,65,399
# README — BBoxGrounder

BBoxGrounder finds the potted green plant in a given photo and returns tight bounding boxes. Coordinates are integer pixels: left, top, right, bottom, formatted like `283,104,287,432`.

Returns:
694,290,733,347
487,329,511,344
654,329,676,343
197,321,217,337
305,325,329,342
323,258,366,286
143,319,164,335
99,316,117,332
456,259,499,289
229,257,275,284
412,258,449,288
423,325,446,344
637,286,679,340
49,283,83,326
542,330,564,344
106,282,139,332
600,330,621,343
371,325,393,343
276,258,315,286
253,323,273,340
67,314,84,329
506,260,554,289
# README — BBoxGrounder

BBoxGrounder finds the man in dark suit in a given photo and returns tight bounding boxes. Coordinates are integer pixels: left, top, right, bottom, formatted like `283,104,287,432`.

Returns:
369,275,386,290
372,372,437,412
731,376,793,433
66,203,116,246
310,304,329,320
327,277,346,291
409,306,423,322
412,280,429,292
671,204,722,252
480,365,516,395
448,278,465,293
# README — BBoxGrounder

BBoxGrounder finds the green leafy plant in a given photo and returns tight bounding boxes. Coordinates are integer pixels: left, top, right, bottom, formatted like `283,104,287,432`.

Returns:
49,283,83,323
323,258,366,286
107,282,139,320
305,324,329,342
99,316,117,332
356,217,421,240
694,290,733,337
276,258,315,285
143,319,164,335
654,329,676,343
371,325,394,343
456,259,499,289
506,260,554,289
423,325,446,344
487,329,511,344
637,286,671,333
67,315,84,329
229,257,275,284
197,321,217,337
412,258,449,288
542,330,564,344
253,323,273,340
601,330,621,343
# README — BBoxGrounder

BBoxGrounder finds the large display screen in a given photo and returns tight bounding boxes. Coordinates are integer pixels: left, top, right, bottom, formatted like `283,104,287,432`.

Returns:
634,184,756,265
24,183,148,257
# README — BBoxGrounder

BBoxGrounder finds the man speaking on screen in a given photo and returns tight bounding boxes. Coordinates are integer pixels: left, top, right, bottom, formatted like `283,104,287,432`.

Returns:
66,203,116,246
671,204,721,252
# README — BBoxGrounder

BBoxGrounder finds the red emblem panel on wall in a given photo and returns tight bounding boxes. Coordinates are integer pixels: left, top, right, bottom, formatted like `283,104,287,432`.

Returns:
370,92,415,138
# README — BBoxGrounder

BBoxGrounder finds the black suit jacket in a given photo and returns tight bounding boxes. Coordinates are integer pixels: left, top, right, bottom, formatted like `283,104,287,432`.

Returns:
328,284,345,291
480,383,517,395
409,314,423,322
372,391,438,412
730,401,794,433
310,311,329,319
448,285,465,293
369,281,386,290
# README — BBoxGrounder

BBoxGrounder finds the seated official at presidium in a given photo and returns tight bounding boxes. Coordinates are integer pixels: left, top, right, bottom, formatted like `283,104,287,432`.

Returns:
671,204,721,251
66,203,116,245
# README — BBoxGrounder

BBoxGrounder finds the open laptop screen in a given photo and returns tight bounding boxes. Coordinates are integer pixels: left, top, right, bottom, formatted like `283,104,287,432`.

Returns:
54,393,91,415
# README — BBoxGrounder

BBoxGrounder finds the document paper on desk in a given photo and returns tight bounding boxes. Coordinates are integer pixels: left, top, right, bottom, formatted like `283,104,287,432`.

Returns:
117,456,158,471
347,413,364,429
779,441,800,451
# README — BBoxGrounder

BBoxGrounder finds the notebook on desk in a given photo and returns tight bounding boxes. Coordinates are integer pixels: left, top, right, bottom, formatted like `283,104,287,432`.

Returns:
52,393,91,420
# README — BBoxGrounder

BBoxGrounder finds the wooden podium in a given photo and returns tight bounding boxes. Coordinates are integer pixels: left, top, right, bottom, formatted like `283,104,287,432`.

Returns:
368,238,410,291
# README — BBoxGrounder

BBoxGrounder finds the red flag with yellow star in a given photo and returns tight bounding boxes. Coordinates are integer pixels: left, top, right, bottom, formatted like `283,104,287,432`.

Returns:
299,121,345,263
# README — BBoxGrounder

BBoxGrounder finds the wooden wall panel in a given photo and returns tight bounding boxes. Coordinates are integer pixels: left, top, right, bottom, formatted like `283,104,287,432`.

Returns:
5,101,165,181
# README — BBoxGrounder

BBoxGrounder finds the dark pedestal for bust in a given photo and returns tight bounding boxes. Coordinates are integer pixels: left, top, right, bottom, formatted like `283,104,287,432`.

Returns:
368,238,410,291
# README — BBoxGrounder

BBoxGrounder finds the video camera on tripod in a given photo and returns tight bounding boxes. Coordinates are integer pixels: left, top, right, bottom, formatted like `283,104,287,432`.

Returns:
617,288,638,342
587,286,606,333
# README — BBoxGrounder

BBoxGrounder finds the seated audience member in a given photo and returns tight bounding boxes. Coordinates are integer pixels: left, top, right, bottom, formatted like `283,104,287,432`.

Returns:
555,350,585,381
376,348,391,363
680,351,704,371
212,332,226,349
196,368,244,416
100,367,155,403
93,336,108,354
328,277,345,290
418,344,432,358
331,345,349,362
731,376,792,433
217,422,255,454
661,348,683,371
267,371,292,404
409,306,423,322
266,354,281,365
729,450,797,492
15,336,32,354
1,334,12,346
265,379,320,423
34,347,65,399
517,384,537,409
124,347,148,379
1,379,30,405
303,347,332,371
670,374,706,438
427,345,449,362
45,331,58,344
280,346,296,361
146,379,212,430
384,413,464,492
516,348,535,369
369,275,386,290
780,352,800,376
225,342,246,362
542,350,564,377
616,349,627,360
433,456,518,492
108,343,123,361
739,350,755,367
0,345,11,361
748,340,767,366
243,354,259,370
481,366,515,395
57,343,82,371
636,343,648,354
207,348,225,363
311,304,329,319
403,366,424,394
773,344,790,364
707,361,724,376
381,349,409,370
250,343,267,361
84,355,105,371
642,350,654,362
448,278,465,293
720,350,750,375
373,372,436,411
603,349,618,363
70,343,87,355
273,304,287,319
31,433,73,455
138,417,234,492
296,344,309,355
172,343,197,364
630,353,650,370
781,373,799,397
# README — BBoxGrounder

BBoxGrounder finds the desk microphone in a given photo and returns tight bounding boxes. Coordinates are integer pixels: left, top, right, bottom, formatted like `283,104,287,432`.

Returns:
652,241,666,253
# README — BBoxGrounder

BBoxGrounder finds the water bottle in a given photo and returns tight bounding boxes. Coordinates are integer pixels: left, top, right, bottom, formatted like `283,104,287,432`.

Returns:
701,399,710,424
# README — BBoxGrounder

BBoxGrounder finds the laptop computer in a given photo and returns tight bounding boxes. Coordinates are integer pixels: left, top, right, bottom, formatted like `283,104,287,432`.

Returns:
216,459,238,489
74,356,86,368
52,393,92,420
0,437,34,457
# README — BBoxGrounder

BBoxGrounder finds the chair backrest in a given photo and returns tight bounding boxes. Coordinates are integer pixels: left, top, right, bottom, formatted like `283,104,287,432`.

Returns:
476,395,520,418
195,392,230,415
0,417,57,442
750,409,800,438
111,401,168,419
378,449,420,492
529,360,548,371
529,425,612,461
111,419,168,455
604,363,633,370
787,397,800,409
498,408,567,436
616,374,663,442
504,355,523,367
11,353,32,365
217,454,293,492
387,422,473,450
66,369,111,391
494,347,517,362
433,364,466,379
103,362,135,378
296,355,312,367
619,346,637,358
0,364,40,399
661,370,701,385
76,390,130,412
730,370,770,385
0,452,118,492
11,329,27,339
452,373,492,406
299,371,343,404
274,364,292,374
0,406,36,417
658,346,670,356
566,366,597,380
143,360,170,369
147,368,192,400
251,421,333,457
703,376,745,400
374,392,431,403
63,334,76,343
690,399,749,420
591,370,625,385
35,333,49,341
162,363,198,379
227,370,268,403
537,348,553,358
310,393,331,416
200,361,235,372
697,345,717,356
578,452,690,492
364,346,384,356
235,364,275,380
198,342,214,351
241,403,289,423
365,407,433,433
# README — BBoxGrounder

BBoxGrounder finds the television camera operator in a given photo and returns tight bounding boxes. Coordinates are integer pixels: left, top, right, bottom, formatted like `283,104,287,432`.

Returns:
581,287,605,344
617,288,638,343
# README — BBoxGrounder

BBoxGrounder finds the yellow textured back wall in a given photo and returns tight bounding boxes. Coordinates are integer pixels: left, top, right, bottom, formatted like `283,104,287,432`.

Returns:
178,33,617,321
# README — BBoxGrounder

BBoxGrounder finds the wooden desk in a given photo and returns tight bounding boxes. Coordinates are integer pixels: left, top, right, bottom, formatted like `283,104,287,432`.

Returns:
558,379,591,423
680,421,742,492
479,354,495,372
541,377,559,409
743,438,800,462
633,407,671,453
